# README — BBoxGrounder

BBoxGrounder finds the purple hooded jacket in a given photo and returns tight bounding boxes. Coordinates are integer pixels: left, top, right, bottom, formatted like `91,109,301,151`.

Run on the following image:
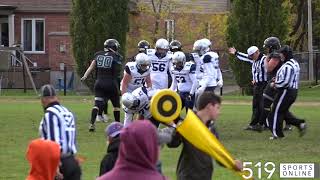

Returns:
98,120,166,180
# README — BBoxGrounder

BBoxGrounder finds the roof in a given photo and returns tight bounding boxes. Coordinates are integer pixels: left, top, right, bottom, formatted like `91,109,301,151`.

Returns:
0,0,71,13
0,0,229,14
0,5,17,10
139,0,230,14
0,0,138,13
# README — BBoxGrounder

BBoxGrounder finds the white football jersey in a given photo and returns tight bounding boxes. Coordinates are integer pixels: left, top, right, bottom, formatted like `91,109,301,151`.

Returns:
190,52,203,80
199,51,219,87
147,49,172,89
123,87,158,122
121,62,150,93
170,62,197,94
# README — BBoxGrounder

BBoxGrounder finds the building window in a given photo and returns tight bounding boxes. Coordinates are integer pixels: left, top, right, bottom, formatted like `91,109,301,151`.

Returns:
22,19,45,53
165,19,174,42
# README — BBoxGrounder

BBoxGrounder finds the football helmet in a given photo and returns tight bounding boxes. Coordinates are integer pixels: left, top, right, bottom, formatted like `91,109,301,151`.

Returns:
155,38,169,50
169,40,182,52
193,40,207,56
263,37,281,53
121,93,140,109
135,53,151,71
172,51,186,70
104,39,120,51
137,40,150,53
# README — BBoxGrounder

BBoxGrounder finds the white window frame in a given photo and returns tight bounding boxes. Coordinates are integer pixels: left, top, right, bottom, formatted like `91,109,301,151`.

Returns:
21,18,45,54
165,19,175,42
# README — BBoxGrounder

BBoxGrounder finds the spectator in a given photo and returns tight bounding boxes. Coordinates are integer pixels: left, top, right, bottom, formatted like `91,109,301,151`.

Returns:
26,139,61,180
98,120,166,180
167,92,242,180
99,122,124,176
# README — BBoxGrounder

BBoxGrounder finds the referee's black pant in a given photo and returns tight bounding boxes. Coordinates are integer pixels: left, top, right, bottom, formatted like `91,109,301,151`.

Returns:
60,155,81,180
249,82,267,126
267,88,305,138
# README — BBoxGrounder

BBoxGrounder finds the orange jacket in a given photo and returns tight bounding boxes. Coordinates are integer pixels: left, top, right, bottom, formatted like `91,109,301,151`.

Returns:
26,139,60,180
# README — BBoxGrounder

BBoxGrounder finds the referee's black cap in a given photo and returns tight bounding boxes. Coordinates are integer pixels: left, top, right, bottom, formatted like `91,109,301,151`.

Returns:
40,84,56,97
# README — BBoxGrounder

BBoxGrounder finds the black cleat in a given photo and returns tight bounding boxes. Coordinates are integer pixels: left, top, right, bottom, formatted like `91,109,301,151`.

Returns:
89,124,95,132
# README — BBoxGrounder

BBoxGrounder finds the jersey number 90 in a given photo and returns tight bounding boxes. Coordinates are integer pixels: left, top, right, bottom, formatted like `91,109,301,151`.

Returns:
97,55,113,68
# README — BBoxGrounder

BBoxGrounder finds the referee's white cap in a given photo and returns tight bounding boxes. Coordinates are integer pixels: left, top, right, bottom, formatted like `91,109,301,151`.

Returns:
247,46,259,56
40,84,56,97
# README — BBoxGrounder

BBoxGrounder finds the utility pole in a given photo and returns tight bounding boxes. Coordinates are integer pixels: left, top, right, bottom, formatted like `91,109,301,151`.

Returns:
308,0,314,81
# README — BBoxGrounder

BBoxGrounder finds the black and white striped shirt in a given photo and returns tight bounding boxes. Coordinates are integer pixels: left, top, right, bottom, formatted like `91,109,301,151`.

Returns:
39,102,77,155
275,59,300,89
235,51,268,83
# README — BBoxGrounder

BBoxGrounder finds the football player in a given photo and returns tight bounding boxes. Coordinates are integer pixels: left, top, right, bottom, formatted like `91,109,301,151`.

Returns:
121,87,159,127
147,38,172,90
81,39,122,131
170,51,198,113
120,53,152,94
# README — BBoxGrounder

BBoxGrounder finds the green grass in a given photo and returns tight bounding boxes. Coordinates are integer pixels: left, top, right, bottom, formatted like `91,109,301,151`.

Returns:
0,88,319,180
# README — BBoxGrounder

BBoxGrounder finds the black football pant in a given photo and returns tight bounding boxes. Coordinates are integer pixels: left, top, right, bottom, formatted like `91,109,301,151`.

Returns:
259,83,302,128
249,82,267,126
267,89,304,138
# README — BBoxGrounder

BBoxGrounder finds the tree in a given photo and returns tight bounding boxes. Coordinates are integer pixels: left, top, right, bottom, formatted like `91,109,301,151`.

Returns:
286,0,320,51
70,0,129,90
226,0,290,95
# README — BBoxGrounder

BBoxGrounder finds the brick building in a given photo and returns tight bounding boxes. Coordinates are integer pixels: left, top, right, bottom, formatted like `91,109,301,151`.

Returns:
0,0,230,89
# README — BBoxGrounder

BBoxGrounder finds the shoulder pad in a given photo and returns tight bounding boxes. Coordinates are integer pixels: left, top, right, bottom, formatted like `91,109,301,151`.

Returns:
207,51,219,59
202,55,212,63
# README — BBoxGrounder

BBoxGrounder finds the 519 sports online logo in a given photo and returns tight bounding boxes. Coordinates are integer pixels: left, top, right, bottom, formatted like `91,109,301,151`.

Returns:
242,162,319,179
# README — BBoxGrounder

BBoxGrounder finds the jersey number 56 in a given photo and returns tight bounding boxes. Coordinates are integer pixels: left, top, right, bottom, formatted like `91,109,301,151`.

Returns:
152,63,166,72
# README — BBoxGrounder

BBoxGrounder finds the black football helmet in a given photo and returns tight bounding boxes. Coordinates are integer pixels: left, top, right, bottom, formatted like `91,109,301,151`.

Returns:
137,40,150,53
104,39,120,51
263,37,281,53
169,40,182,52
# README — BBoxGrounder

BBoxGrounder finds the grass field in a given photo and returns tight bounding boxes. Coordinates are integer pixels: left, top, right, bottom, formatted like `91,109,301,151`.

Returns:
0,86,319,180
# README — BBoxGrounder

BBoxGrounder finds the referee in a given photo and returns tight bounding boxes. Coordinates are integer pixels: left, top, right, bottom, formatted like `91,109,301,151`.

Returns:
229,46,267,131
268,46,307,139
39,84,81,179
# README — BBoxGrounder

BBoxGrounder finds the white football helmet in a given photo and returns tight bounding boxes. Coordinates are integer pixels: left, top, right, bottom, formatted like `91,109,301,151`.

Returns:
155,38,169,50
172,51,186,70
135,53,151,71
122,93,139,109
193,40,207,56
200,38,211,53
